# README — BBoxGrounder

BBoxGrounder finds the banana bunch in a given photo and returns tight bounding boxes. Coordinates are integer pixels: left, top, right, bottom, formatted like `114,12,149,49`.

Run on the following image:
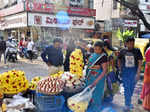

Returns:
50,71,64,78
29,76,42,90
0,70,29,94
70,49,84,78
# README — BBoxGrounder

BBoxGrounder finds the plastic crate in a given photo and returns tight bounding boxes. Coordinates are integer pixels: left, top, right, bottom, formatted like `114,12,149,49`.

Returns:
35,93,65,112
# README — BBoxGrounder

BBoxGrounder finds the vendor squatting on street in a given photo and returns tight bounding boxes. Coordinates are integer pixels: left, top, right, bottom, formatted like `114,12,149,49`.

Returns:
41,38,64,75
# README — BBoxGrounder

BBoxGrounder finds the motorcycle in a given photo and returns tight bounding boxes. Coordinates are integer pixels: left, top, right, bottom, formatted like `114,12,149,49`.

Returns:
6,39,18,62
18,47,38,59
29,49,38,59
6,47,18,62
18,47,27,58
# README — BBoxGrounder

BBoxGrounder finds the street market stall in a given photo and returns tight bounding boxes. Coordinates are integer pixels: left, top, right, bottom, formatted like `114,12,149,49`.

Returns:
0,49,87,112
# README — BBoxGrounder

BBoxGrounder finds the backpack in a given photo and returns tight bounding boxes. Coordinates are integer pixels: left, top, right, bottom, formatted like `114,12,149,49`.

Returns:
0,40,6,52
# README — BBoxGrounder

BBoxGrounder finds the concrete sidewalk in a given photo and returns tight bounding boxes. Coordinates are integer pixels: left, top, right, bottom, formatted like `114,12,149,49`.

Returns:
101,81,146,112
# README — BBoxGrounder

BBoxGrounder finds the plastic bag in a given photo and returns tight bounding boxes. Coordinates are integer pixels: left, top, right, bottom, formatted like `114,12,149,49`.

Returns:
67,86,95,112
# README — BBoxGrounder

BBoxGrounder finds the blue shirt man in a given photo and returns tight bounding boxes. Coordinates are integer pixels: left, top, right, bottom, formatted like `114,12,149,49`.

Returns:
41,38,64,74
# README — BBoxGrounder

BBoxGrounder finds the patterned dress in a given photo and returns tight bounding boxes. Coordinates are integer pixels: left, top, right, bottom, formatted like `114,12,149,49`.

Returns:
86,53,107,112
141,47,150,111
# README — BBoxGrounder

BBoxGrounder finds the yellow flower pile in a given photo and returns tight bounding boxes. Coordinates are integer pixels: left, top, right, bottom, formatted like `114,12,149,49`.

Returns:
50,71,64,78
0,90,3,99
70,49,84,78
0,70,29,94
68,99,88,112
29,76,42,90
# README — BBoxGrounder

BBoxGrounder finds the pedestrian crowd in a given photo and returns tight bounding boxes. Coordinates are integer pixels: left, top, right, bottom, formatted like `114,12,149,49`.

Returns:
0,36,35,63
41,37,150,112
0,36,150,112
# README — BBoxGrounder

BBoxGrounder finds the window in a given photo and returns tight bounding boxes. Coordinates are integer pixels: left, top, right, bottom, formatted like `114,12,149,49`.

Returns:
113,0,117,10
88,0,93,9
70,0,83,8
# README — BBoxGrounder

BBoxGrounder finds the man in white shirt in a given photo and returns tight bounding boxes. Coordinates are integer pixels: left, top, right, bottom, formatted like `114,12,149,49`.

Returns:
27,39,34,61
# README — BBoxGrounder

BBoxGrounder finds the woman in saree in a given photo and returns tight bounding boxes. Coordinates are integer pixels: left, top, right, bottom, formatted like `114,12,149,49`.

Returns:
86,41,108,111
141,47,150,111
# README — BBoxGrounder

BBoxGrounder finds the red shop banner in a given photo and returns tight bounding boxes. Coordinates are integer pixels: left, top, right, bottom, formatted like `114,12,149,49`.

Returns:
25,1,96,17
67,7,96,16
26,1,55,13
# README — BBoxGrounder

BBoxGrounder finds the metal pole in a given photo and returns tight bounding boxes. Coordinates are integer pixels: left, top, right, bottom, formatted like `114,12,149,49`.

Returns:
18,28,20,42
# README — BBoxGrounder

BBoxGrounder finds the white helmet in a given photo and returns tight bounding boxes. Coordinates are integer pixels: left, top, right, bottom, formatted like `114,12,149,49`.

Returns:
8,36,13,40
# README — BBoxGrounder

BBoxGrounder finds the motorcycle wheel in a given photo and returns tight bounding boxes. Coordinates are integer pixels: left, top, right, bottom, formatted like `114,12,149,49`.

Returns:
33,54,38,59
12,58,16,63
20,54,24,58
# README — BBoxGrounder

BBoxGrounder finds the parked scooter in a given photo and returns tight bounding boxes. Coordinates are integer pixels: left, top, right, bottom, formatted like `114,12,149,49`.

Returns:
6,38,18,62
29,49,38,59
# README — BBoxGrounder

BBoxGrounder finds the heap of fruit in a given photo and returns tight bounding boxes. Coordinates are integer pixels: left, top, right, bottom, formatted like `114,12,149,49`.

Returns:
0,70,29,94
37,77,64,95
29,76,42,90
70,49,84,78
62,72,85,93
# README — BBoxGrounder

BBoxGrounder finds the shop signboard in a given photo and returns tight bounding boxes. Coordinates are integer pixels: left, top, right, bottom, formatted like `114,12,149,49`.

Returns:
28,13,94,29
25,1,96,17
0,3,24,17
147,5,150,10
67,7,96,16
124,20,137,27
69,0,84,8
0,12,27,30
140,4,150,10
111,18,124,30
26,1,55,13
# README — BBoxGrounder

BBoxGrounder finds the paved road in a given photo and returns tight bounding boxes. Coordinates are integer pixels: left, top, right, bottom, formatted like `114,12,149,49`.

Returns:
0,58,147,112
0,58,49,81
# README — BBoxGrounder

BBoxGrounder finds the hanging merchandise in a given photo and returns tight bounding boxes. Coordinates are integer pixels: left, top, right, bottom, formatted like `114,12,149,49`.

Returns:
70,49,84,78
116,29,136,42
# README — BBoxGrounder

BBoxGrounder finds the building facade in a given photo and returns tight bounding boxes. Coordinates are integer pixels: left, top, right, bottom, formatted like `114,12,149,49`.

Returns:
94,0,120,21
0,0,96,41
